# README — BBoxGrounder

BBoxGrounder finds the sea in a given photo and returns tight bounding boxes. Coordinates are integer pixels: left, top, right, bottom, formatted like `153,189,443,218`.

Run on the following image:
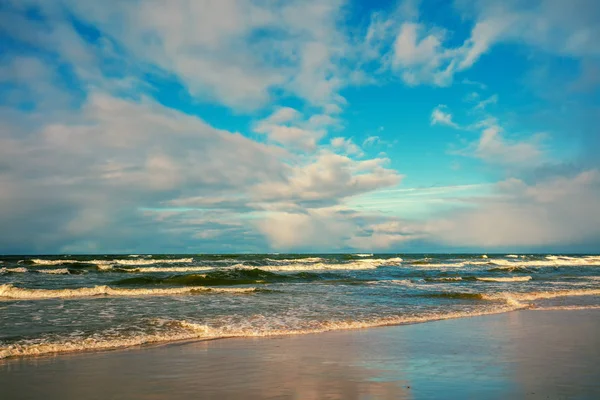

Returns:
1,253,599,359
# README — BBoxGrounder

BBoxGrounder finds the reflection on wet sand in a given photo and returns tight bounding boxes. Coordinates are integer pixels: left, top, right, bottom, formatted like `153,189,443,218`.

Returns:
1,310,599,399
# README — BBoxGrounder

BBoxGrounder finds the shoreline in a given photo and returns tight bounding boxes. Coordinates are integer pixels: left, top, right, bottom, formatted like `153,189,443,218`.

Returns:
2,309,599,399
0,303,598,361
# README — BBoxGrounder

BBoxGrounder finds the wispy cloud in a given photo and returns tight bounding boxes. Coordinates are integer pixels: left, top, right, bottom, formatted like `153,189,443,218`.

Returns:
431,105,460,128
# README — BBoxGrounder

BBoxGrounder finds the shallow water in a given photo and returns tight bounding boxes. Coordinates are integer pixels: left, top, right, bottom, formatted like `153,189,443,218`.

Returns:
1,253,599,358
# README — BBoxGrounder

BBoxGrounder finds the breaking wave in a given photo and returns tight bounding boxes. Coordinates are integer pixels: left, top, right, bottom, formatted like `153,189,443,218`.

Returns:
0,306,518,360
0,284,260,300
28,258,194,267
38,268,71,275
233,258,403,272
476,276,532,282
0,267,28,274
482,288,600,303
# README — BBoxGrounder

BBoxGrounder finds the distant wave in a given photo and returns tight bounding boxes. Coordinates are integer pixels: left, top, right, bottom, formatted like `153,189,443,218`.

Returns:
410,255,600,269
264,257,324,264
0,267,28,274
476,276,532,282
109,266,216,273
38,268,71,275
28,258,194,267
0,284,260,300
486,256,600,267
239,258,403,272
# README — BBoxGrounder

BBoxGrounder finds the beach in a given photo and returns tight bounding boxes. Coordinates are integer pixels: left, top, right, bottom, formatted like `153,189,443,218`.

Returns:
2,309,599,399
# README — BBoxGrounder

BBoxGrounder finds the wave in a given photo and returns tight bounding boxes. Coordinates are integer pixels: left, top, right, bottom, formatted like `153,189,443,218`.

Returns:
28,258,194,267
482,288,600,303
109,266,216,273
0,284,260,300
424,277,464,282
264,257,324,264
531,305,600,311
0,267,28,274
486,256,600,268
487,266,533,273
506,254,519,258
112,268,330,287
38,268,71,275
476,276,532,282
422,292,485,300
420,288,600,304
238,259,402,272
0,306,519,360
354,254,373,257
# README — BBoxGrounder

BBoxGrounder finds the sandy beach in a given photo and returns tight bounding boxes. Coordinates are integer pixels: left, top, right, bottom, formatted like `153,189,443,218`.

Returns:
1,309,599,399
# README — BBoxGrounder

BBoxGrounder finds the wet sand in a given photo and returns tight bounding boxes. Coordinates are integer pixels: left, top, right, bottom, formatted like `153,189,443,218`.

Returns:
1,309,599,399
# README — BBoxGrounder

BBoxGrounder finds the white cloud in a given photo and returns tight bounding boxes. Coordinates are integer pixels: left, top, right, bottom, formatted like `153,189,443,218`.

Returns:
254,107,339,151
475,126,545,166
252,151,401,206
331,137,363,156
363,0,600,87
427,170,600,248
474,94,498,110
0,0,350,111
461,78,487,89
430,105,459,128
363,136,380,147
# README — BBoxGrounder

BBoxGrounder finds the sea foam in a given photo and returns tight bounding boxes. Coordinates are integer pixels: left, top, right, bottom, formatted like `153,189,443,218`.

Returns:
476,276,532,282
0,306,519,360
0,284,259,300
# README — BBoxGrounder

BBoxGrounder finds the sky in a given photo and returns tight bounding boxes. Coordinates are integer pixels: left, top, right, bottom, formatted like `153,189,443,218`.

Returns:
0,0,599,254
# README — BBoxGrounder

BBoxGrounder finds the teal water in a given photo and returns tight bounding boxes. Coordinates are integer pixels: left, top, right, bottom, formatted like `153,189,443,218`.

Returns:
1,254,599,358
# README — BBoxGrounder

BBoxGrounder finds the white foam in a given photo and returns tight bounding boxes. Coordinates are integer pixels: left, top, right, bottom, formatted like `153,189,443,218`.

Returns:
506,254,519,258
0,306,519,360
477,276,532,282
30,258,194,267
240,258,402,272
483,288,600,307
265,257,324,264
384,279,415,286
0,267,28,274
354,254,373,257
428,277,463,281
485,256,600,268
38,268,71,275
115,266,216,273
531,305,600,311
0,284,259,300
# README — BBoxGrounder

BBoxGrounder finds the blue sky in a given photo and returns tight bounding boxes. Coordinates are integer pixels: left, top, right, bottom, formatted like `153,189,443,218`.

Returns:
0,0,599,254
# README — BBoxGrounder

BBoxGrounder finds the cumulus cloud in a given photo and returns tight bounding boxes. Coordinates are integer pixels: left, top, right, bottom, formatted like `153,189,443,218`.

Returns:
254,107,338,151
0,0,349,111
330,137,363,156
252,151,401,207
0,92,287,252
361,0,600,86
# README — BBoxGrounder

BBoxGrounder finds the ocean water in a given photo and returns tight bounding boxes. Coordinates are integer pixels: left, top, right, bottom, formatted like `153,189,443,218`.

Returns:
1,253,599,359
